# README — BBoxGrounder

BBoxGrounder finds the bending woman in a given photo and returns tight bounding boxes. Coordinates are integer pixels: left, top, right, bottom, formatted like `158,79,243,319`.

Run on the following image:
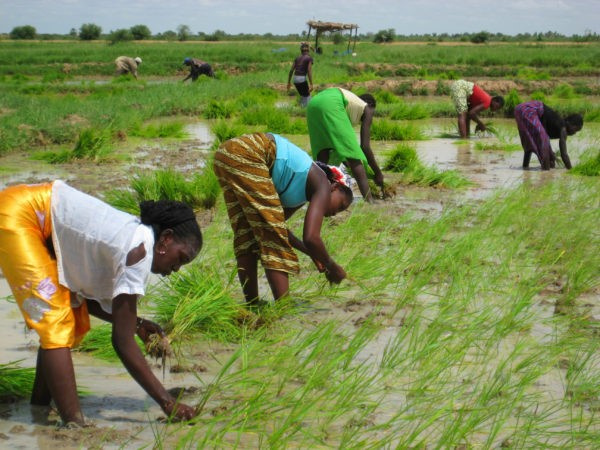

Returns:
514,100,583,170
213,132,352,303
307,87,384,202
0,181,203,425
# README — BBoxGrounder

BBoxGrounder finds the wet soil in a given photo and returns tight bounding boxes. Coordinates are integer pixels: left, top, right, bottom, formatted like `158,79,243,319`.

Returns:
0,118,597,447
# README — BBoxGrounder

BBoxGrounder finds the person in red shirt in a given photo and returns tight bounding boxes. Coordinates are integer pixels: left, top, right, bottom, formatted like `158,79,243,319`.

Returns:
450,80,504,138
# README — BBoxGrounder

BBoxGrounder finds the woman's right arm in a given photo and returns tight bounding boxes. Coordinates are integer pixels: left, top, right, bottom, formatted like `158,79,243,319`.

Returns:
111,293,197,421
302,168,346,283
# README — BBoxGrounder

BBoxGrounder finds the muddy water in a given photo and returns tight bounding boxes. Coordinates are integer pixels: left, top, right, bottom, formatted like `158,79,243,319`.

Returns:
0,118,596,447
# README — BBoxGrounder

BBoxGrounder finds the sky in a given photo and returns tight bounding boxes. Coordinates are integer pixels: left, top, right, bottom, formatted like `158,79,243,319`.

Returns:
1,0,598,36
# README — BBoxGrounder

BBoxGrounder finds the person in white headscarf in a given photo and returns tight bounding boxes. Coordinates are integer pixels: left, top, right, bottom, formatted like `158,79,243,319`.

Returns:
114,56,142,79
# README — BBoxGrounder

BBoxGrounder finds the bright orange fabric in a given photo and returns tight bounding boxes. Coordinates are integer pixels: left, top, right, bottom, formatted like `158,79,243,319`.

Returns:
0,182,90,349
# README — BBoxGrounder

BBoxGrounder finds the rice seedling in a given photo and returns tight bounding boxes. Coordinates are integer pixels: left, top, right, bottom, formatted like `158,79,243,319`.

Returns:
0,360,35,400
202,100,234,120
239,105,307,134
210,120,249,148
129,121,188,139
371,119,425,141
77,324,146,362
571,149,600,176
383,143,472,187
32,127,114,163
104,166,219,213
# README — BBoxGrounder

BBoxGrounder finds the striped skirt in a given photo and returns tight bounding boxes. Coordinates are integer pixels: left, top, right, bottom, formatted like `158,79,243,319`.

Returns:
213,133,299,274
514,101,554,167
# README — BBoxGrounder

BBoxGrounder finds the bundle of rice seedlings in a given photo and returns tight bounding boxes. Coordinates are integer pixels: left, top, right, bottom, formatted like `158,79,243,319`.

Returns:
0,361,35,400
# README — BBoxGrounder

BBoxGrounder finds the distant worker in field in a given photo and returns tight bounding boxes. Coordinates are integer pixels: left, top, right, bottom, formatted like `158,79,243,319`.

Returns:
114,55,142,79
0,180,203,425
307,87,384,202
214,132,353,304
287,42,314,107
514,100,583,170
450,79,504,138
182,57,215,81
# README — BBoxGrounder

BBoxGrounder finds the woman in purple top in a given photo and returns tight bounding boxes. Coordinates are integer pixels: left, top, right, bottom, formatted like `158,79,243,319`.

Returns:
287,42,314,107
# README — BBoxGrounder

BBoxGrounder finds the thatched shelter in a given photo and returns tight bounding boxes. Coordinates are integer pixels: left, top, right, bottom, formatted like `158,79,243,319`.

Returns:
306,20,359,54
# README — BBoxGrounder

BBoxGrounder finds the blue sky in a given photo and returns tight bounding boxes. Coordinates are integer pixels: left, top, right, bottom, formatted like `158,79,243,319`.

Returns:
1,0,598,36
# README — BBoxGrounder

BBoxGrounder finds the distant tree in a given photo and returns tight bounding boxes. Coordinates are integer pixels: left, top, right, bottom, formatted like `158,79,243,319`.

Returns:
69,28,78,38
470,31,490,44
177,24,191,41
130,24,151,40
109,28,134,44
9,25,36,40
79,23,102,40
332,32,345,45
373,28,395,43
157,30,177,41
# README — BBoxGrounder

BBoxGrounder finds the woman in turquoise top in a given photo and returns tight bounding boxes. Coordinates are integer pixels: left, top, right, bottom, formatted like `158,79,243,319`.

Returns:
214,132,353,303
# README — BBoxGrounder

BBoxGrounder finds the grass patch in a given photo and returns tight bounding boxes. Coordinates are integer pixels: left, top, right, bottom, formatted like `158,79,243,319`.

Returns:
31,128,114,163
105,166,219,214
384,143,472,187
0,361,35,401
129,121,187,139
571,149,600,176
77,324,145,362
371,119,425,141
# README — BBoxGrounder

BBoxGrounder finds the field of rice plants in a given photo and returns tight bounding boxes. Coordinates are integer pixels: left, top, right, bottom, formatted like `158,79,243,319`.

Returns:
0,39,598,448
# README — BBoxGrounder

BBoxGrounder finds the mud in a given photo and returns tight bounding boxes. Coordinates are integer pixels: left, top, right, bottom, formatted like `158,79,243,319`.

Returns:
0,117,596,447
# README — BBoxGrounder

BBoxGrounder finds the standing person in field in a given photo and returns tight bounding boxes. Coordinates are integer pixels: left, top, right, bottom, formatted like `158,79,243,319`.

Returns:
450,79,504,138
307,87,384,202
287,42,314,106
0,180,203,425
213,133,353,304
114,56,142,79
514,100,583,170
182,57,215,81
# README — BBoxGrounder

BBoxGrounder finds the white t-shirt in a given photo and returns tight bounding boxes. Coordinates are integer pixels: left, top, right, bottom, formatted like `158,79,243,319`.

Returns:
339,88,367,125
51,181,154,313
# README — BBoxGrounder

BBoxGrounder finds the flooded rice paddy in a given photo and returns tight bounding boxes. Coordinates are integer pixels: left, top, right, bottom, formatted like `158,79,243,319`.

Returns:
0,117,598,448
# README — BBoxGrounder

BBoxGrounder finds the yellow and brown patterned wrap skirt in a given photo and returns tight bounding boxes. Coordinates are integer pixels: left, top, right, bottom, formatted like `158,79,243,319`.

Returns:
213,133,299,274
0,183,90,349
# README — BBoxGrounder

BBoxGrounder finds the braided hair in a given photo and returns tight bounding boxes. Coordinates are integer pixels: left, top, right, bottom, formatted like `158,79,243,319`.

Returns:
139,200,202,249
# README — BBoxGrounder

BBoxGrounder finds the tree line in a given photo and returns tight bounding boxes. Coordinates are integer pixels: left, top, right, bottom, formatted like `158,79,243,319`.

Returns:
6,24,600,44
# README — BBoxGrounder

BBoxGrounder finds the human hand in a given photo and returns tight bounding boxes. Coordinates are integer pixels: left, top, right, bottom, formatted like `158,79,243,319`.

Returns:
136,318,166,342
309,85,314,92
162,399,198,422
325,262,346,284
475,123,486,132
374,171,384,188
287,83,291,91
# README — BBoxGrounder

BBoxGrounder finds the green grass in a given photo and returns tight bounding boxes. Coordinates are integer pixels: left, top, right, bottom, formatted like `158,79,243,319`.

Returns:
571,148,600,176
384,143,472,187
105,166,219,213
371,119,425,141
77,324,146,362
0,360,35,400
142,175,600,447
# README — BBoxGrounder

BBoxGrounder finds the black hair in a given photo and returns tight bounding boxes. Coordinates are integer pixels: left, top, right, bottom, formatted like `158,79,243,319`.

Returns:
565,114,583,129
492,96,505,107
358,93,376,108
139,200,202,249
315,161,354,203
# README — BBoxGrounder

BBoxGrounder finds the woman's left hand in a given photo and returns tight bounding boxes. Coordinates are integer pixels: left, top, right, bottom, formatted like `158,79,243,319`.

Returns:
136,318,166,343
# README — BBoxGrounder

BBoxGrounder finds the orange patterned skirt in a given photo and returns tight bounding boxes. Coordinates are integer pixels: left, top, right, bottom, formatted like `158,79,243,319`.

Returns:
0,182,90,349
